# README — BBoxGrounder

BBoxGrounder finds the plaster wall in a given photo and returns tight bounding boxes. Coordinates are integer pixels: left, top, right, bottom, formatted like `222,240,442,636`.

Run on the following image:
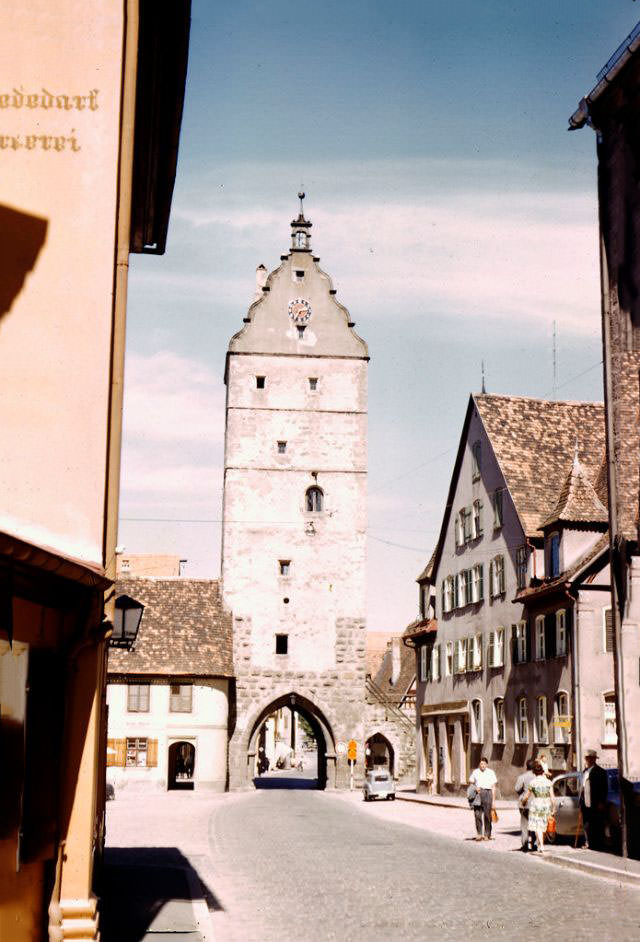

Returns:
223,241,368,788
0,1,125,565
106,680,229,791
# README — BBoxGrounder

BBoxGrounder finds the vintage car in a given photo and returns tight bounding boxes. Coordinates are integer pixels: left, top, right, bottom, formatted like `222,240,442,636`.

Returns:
363,769,395,801
550,769,640,847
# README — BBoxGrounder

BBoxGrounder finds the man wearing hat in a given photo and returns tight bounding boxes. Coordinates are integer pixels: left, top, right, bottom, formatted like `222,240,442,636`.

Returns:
579,749,608,850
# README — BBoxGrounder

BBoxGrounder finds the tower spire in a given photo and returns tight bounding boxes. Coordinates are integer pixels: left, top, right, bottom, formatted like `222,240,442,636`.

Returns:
290,191,312,252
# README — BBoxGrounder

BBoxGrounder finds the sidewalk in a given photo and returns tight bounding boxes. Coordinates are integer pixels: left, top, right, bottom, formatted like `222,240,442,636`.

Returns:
395,787,517,811
390,789,640,887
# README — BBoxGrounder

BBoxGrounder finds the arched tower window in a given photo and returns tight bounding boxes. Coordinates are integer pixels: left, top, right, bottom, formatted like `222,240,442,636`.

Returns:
306,486,324,513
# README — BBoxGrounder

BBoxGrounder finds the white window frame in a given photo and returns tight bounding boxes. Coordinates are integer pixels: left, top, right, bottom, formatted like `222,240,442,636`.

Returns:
127,683,150,713
472,563,484,602
420,645,428,683
534,615,546,661
471,633,483,671
535,695,549,744
462,507,473,543
493,698,505,744
553,691,570,745
488,627,504,668
431,644,441,682
603,692,617,745
445,641,453,676
455,511,464,547
472,499,483,539
471,441,481,481
471,699,483,743
455,638,467,674
444,576,454,613
556,609,567,656
516,545,528,589
464,569,474,606
490,555,505,598
516,697,529,744
466,635,475,671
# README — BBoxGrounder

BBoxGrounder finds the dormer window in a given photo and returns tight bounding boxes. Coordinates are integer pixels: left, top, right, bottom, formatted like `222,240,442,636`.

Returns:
548,532,560,578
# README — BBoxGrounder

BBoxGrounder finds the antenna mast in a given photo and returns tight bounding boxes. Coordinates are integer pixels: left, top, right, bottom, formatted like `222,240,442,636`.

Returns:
552,320,558,399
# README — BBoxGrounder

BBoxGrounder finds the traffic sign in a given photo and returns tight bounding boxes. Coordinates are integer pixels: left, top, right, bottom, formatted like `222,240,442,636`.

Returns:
336,741,347,756
347,739,357,761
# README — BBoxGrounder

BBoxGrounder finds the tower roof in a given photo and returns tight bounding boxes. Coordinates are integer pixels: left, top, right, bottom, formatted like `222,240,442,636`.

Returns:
541,451,609,529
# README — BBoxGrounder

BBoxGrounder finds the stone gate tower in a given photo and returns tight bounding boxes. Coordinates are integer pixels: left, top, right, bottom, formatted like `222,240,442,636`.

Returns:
222,197,368,789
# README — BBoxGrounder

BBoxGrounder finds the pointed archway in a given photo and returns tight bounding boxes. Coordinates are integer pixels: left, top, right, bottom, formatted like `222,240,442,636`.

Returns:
365,732,395,777
244,691,336,790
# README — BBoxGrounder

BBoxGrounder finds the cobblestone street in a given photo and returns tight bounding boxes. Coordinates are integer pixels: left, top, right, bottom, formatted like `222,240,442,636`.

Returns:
104,788,640,941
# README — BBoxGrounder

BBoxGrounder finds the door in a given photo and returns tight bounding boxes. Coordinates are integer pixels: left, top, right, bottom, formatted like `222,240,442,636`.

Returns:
553,772,581,837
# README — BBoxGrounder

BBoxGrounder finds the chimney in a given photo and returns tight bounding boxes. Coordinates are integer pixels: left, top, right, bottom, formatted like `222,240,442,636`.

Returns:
391,637,401,685
254,264,267,300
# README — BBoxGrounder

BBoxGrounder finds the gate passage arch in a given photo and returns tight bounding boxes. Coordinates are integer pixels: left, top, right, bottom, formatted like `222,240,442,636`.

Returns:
245,691,336,790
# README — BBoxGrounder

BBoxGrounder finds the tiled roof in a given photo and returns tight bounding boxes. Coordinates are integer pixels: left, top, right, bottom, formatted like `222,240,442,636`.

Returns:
107,578,233,677
366,631,402,678
475,394,606,538
373,638,415,701
417,550,436,583
403,617,438,641
542,454,609,528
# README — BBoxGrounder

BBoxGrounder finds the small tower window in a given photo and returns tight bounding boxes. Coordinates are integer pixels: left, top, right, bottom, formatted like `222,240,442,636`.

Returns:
295,269,305,280
306,486,324,513
297,325,306,338
295,231,306,249
277,441,287,454
256,376,265,389
279,560,290,576
275,634,288,655
309,377,318,391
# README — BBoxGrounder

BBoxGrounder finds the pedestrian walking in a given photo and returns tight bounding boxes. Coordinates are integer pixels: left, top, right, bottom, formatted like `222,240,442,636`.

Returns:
579,748,608,850
521,760,555,856
468,757,497,841
515,759,535,852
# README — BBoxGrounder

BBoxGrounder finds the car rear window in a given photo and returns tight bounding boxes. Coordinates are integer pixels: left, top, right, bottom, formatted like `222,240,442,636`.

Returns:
374,774,389,782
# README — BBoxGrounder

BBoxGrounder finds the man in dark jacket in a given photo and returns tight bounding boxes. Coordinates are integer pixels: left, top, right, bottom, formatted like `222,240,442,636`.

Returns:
580,749,608,850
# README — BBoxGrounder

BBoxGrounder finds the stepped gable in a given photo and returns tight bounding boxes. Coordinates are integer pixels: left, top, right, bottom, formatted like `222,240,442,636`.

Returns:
107,578,233,677
542,452,609,528
474,394,605,538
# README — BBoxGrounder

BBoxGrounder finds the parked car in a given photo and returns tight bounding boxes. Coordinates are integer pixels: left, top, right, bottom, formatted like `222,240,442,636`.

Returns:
551,769,637,847
363,769,395,801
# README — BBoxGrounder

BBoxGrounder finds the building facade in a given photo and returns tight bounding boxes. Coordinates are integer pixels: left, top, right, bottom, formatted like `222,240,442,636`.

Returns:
222,200,369,789
0,4,190,940
107,578,233,793
413,394,614,796
570,20,640,782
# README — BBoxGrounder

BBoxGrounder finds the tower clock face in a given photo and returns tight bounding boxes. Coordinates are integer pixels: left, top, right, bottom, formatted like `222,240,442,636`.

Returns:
288,298,312,324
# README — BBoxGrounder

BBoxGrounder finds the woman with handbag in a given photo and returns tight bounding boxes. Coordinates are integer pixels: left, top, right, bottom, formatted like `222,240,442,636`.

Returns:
522,759,556,856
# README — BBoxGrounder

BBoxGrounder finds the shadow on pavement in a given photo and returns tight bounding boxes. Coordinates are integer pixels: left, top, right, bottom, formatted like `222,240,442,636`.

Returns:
254,775,319,790
100,846,222,942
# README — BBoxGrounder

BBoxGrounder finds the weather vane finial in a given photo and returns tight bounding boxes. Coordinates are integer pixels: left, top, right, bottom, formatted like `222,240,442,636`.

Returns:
298,190,305,215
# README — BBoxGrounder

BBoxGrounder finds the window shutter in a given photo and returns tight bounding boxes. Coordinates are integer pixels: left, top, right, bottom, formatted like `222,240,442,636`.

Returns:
545,613,556,659
115,738,127,767
107,738,116,768
487,631,495,667
466,637,474,670
525,619,532,662
478,564,484,601
565,607,572,653
605,609,614,654
146,739,158,768
489,560,494,598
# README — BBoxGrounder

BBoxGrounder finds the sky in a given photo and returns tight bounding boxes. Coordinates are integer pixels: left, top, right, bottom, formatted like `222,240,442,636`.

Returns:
118,1,640,630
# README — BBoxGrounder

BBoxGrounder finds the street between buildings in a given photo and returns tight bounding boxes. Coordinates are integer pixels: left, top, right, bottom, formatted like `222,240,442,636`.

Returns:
103,789,640,942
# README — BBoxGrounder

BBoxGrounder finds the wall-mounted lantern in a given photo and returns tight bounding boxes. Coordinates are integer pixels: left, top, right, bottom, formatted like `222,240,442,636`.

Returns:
109,594,144,649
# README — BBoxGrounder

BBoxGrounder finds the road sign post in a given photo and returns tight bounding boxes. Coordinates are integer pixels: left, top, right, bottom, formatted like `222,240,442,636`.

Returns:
347,739,357,791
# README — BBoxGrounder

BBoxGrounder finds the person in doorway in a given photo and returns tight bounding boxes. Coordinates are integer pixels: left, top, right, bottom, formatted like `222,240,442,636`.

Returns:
515,759,536,852
579,749,608,850
522,760,555,856
469,757,497,841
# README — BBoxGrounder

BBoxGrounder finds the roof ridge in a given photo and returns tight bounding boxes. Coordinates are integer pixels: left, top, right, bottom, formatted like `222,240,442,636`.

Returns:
475,392,604,407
